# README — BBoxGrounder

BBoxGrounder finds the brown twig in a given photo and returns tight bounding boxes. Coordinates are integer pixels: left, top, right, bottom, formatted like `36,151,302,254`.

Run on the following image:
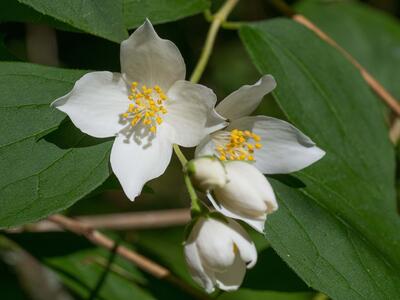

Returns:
292,15,400,116
269,0,400,116
47,214,209,300
8,209,190,233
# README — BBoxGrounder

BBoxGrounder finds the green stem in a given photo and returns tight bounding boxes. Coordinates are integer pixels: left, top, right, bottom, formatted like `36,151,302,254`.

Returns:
174,0,239,215
190,0,239,83
172,144,202,215
173,144,188,166
184,174,202,214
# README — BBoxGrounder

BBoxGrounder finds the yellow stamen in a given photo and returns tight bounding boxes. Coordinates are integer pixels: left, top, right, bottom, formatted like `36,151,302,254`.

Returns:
121,83,169,133
215,129,263,162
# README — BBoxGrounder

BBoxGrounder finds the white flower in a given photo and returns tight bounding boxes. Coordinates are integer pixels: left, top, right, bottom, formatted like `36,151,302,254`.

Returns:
196,75,325,174
51,20,217,201
184,216,257,293
208,161,277,233
186,157,228,192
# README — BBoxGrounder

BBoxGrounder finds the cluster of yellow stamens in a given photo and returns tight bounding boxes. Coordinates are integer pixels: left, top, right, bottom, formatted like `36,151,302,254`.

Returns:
121,82,168,133
216,129,262,161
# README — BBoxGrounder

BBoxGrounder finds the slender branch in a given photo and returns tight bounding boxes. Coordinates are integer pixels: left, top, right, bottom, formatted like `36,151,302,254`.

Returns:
292,15,400,116
190,0,239,83
203,10,242,30
7,209,190,232
47,214,209,300
269,0,400,115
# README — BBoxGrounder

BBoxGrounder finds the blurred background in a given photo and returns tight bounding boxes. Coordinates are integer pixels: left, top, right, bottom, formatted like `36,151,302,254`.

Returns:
0,0,399,299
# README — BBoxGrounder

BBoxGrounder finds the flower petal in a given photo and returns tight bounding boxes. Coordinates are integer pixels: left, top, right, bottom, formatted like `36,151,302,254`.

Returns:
120,19,185,90
52,71,128,138
214,254,246,292
216,75,276,120
195,134,217,158
165,80,218,147
229,116,326,174
196,218,236,272
205,109,228,134
225,219,258,268
184,221,216,294
207,192,266,233
110,125,173,201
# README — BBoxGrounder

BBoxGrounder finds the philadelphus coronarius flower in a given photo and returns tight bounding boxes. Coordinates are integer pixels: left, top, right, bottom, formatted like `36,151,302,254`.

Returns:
51,20,217,200
184,216,257,293
195,76,325,230
188,157,277,233
196,75,325,173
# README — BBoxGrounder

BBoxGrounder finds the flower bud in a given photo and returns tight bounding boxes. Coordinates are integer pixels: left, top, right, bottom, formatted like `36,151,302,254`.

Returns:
186,157,228,192
184,216,257,293
208,161,278,233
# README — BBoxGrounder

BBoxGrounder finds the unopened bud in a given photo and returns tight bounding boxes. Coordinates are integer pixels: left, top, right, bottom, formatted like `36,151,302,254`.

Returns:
186,157,228,192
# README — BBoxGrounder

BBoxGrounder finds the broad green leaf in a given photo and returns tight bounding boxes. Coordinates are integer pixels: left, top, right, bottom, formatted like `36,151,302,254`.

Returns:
240,19,400,299
297,0,400,99
0,62,112,228
218,290,314,300
16,0,128,42
123,0,210,29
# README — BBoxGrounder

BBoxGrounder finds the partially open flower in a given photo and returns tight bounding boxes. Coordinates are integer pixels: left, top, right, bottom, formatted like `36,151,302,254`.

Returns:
186,157,228,192
208,161,277,233
184,216,257,293
196,75,325,174
51,20,217,201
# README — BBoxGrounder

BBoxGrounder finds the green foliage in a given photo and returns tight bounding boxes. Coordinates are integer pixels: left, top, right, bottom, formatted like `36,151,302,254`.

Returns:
123,0,210,29
0,63,112,228
0,0,210,42
240,19,400,299
297,0,400,99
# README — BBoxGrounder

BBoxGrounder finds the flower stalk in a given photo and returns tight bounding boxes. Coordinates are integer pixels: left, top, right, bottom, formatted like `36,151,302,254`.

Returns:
190,0,239,83
174,0,239,216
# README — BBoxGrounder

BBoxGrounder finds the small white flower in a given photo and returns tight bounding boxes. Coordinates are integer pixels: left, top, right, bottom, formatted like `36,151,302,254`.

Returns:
186,157,228,192
184,216,257,293
208,161,277,233
51,20,217,201
196,75,325,174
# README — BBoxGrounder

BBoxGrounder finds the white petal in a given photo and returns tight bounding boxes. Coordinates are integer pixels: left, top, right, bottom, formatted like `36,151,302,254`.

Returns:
196,218,236,272
52,71,128,138
164,80,217,147
195,134,217,157
110,125,173,201
224,161,278,214
120,19,185,90
184,221,216,294
207,192,266,233
225,219,258,268
214,254,247,292
216,75,276,120
205,109,228,134
229,116,326,174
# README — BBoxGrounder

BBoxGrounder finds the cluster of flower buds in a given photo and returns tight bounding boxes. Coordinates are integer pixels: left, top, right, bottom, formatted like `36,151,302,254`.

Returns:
183,156,278,292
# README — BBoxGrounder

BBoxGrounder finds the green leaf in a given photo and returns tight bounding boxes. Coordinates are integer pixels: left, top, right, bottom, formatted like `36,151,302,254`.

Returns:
297,0,400,99
0,62,112,228
16,0,128,42
218,290,314,300
123,0,210,29
240,19,400,298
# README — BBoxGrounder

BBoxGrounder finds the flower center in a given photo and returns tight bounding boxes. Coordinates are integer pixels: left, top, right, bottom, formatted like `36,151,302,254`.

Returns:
121,82,168,133
215,129,262,161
